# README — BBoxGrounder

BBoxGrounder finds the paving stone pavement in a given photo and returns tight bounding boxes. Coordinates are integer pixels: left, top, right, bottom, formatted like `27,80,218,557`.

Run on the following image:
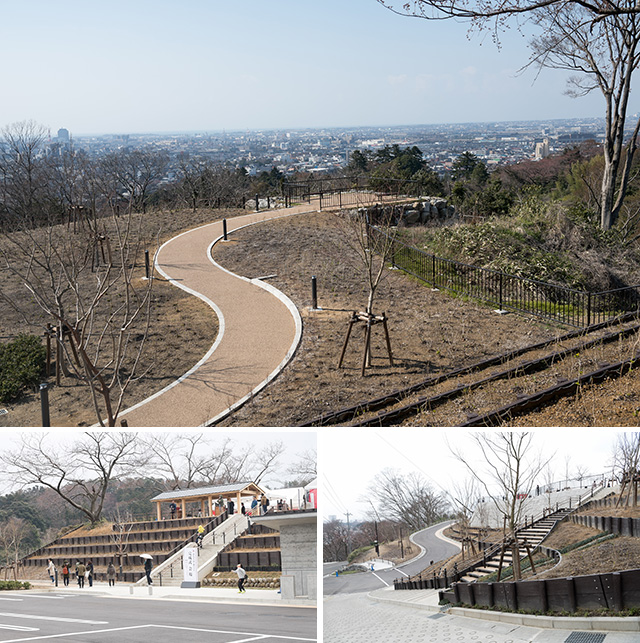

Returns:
323,593,640,643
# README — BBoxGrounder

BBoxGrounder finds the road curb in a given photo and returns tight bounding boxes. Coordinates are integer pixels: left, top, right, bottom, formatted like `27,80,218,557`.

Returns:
448,606,640,632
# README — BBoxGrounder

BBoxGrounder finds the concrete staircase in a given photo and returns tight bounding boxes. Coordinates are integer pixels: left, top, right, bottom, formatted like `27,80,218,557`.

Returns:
460,508,573,582
141,513,249,587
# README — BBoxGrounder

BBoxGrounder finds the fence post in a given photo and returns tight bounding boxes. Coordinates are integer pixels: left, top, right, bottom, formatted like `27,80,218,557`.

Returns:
311,276,318,310
40,383,51,427
223,219,228,241
587,292,592,327
255,194,260,211
319,191,323,210
432,254,436,284
567,577,577,612
499,272,504,311
144,250,150,280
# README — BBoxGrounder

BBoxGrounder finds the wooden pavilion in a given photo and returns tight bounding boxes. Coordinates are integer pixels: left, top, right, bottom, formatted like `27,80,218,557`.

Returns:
150,481,265,521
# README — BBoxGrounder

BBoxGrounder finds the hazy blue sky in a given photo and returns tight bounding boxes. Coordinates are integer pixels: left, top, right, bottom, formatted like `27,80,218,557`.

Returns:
1,1,609,135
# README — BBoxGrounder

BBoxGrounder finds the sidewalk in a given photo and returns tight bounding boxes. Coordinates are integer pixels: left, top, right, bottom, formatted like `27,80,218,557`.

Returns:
21,579,315,607
363,586,640,638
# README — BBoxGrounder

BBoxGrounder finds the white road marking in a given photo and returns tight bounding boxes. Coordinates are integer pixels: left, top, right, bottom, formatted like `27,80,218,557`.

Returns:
371,572,390,587
0,613,108,624
227,637,268,643
0,623,317,643
0,624,39,632
0,599,21,602
156,625,316,640
12,596,65,600
394,568,410,577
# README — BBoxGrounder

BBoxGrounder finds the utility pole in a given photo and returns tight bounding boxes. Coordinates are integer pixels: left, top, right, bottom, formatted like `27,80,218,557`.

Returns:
344,510,352,558
399,526,404,558
374,520,380,556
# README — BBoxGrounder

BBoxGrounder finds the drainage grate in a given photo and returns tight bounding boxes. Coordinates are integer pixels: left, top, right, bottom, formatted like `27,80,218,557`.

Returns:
564,633,606,643
428,613,446,620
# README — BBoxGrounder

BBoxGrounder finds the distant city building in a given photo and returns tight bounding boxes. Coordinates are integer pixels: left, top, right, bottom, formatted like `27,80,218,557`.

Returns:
57,128,70,143
534,137,550,160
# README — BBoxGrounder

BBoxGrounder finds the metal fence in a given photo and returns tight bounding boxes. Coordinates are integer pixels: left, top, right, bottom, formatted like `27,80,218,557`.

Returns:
383,231,640,328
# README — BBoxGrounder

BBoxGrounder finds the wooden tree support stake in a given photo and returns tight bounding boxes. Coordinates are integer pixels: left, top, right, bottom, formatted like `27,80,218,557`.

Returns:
338,311,394,376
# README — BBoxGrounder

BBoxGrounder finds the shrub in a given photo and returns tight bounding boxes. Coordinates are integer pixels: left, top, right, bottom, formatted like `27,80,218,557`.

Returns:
0,334,46,403
0,581,30,591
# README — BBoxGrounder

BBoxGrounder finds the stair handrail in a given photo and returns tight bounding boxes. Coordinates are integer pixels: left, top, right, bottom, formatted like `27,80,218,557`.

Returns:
134,511,228,584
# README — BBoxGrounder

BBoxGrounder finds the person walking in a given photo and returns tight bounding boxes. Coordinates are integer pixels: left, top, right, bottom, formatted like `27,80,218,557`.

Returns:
62,562,70,587
144,558,153,585
228,499,235,515
76,561,86,588
196,524,205,548
47,558,56,584
260,493,269,515
107,561,117,586
241,502,246,515
169,502,177,519
235,563,247,593
86,560,94,587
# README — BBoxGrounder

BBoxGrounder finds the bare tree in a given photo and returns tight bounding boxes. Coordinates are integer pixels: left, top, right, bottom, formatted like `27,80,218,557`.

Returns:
144,433,215,490
378,0,640,25
448,477,482,560
0,433,143,526
379,0,640,231
367,468,449,532
450,432,552,580
0,121,51,226
286,448,317,486
0,517,30,567
611,432,640,506
0,191,155,426
526,3,640,230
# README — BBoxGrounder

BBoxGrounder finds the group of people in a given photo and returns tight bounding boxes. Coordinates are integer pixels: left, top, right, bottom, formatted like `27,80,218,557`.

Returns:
168,493,278,520
46,558,118,587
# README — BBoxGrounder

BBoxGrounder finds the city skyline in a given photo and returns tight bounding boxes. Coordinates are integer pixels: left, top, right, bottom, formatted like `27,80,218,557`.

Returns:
1,0,612,135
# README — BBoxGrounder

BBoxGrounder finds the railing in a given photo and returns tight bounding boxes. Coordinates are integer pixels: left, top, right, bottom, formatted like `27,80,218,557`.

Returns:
380,230,640,328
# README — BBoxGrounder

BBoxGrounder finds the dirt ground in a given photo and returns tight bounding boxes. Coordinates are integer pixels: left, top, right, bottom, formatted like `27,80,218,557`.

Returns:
214,211,566,427
350,538,417,566
5,206,640,427
0,207,236,428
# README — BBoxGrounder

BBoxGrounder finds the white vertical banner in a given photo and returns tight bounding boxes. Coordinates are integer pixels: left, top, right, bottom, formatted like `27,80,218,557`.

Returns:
181,544,200,588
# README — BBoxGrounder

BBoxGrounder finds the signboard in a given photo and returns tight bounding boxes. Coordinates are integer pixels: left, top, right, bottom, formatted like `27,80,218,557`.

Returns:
180,544,200,588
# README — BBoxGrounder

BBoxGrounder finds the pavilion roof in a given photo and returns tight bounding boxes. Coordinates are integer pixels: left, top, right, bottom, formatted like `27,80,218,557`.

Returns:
151,481,263,502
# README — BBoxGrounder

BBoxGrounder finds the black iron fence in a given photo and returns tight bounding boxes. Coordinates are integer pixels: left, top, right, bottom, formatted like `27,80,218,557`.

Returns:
381,230,640,328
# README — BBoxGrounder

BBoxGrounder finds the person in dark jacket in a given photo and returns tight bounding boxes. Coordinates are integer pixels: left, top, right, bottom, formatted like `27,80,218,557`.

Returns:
144,558,153,585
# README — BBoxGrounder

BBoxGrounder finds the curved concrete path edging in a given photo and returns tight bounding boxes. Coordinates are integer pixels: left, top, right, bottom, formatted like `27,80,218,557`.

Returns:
116,208,309,427
205,222,303,426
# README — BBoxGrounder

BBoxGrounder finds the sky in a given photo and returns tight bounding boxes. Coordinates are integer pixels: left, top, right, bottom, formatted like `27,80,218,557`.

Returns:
0,428,317,495
322,428,630,522
0,0,611,136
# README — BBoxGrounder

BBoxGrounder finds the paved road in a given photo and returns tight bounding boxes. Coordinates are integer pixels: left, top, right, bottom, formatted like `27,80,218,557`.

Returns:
0,590,316,642
323,521,460,595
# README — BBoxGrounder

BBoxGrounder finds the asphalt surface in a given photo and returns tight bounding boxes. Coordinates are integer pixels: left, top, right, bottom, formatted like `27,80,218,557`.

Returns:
323,521,460,595
0,590,316,643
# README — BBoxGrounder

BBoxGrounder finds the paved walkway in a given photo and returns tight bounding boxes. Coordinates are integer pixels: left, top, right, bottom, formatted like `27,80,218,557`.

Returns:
325,590,640,642
118,204,309,427
21,580,315,607
117,193,398,426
